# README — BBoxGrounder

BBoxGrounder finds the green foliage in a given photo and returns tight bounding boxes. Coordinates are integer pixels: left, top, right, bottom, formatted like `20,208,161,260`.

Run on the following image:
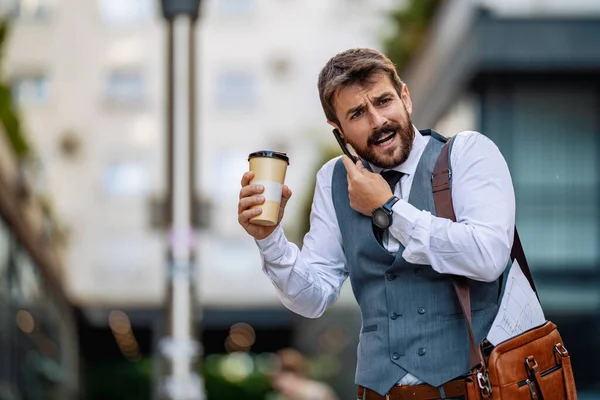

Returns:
383,0,444,73
0,83,29,156
204,369,273,399
202,353,275,400
0,20,30,157
84,359,153,400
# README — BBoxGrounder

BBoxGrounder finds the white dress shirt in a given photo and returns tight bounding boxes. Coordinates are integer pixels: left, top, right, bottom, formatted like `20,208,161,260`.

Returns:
255,128,515,385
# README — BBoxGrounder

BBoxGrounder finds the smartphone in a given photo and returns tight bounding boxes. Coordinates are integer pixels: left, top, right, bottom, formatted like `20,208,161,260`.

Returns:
332,129,359,163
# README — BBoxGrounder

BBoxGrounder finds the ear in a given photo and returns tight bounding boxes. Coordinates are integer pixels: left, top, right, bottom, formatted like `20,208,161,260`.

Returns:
327,121,343,137
401,84,413,115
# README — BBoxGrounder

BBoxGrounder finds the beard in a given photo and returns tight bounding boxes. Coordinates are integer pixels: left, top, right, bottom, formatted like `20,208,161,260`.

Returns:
353,115,415,169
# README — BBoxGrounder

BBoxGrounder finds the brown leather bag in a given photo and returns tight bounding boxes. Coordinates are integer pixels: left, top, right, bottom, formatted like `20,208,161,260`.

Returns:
432,137,578,400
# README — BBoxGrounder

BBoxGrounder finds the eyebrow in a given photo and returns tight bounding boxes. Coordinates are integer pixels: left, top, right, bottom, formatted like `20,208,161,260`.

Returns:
344,91,396,120
345,103,366,120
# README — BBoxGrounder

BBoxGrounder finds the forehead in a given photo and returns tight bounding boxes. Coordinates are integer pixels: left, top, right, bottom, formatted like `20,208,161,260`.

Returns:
333,72,396,111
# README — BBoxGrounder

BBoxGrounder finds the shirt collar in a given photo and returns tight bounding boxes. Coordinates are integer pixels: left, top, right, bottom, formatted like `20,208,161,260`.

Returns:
367,126,428,176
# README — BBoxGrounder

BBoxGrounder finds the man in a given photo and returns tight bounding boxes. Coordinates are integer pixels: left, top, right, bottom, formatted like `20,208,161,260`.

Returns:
238,48,515,400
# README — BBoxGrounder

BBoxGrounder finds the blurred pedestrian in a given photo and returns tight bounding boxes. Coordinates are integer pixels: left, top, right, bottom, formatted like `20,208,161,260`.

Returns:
270,348,338,400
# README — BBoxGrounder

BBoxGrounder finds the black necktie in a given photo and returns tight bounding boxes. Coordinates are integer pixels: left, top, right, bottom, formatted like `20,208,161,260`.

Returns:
374,170,404,245
380,170,404,196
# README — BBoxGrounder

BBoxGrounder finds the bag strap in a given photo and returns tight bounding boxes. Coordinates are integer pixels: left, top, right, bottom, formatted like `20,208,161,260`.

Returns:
510,228,537,293
432,136,538,368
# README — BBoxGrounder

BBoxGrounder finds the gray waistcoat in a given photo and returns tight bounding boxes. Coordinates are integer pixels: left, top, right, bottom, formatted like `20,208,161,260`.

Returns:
331,130,499,396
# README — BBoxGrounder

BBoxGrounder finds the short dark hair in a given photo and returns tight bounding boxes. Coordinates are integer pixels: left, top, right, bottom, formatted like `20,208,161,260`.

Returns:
317,48,404,127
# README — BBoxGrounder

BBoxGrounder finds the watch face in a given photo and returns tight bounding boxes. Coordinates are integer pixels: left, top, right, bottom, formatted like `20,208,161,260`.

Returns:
373,209,390,229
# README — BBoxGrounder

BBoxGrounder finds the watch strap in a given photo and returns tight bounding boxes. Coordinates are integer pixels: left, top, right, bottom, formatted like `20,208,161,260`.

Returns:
381,195,399,213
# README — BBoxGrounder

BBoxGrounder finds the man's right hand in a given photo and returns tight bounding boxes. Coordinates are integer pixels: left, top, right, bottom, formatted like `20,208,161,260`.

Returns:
238,171,292,240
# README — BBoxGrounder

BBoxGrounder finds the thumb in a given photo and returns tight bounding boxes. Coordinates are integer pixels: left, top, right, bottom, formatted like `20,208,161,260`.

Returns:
342,155,361,178
355,159,365,172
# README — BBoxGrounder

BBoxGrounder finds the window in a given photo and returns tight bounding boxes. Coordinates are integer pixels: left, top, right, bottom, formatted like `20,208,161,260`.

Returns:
483,82,599,270
510,85,599,268
11,0,54,21
103,162,150,197
106,70,145,104
12,75,49,106
217,0,255,15
99,0,153,26
215,71,257,109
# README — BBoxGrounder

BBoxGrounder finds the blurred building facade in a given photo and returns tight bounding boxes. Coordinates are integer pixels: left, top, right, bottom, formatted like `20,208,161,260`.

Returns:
403,0,600,396
3,0,398,308
1,0,397,398
4,0,168,308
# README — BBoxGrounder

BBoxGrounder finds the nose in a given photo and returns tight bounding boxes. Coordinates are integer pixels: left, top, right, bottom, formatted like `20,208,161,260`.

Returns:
367,104,386,130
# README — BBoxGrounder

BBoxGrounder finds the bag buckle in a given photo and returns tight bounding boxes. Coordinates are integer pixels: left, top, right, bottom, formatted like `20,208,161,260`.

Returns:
477,371,492,397
525,356,539,372
554,343,569,358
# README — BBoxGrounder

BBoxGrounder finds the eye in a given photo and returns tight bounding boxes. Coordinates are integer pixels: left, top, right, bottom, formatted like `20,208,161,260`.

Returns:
351,109,364,120
379,97,391,106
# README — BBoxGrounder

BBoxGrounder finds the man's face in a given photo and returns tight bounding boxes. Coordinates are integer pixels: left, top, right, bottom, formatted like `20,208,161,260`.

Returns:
329,72,414,169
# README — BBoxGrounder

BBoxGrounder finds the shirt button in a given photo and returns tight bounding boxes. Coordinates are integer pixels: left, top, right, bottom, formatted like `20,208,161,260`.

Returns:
392,353,400,360
418,307,426,315
390,312,399,320
418,348,426,356
386,273,396,281
414,268,422,275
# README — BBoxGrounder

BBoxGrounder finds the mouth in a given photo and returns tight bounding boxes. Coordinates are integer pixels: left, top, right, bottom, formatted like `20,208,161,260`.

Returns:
372,131,397,148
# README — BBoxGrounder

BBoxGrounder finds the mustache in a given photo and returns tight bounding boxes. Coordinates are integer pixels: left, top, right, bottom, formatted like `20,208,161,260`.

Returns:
367,123,401,146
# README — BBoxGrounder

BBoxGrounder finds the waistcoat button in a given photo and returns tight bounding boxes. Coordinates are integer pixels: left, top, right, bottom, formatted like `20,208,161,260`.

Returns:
418,307,426,314
390,312,399,320
386,273,396,281
414,268,422,275
392,353,400,360
418,348,426,356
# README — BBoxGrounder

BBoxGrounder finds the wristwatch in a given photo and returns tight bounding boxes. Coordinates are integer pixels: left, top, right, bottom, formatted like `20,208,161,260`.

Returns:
372,196,400,229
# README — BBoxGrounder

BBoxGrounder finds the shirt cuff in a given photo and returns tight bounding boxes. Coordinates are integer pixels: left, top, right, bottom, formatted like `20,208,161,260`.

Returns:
389,199,423,247
254,225,287,262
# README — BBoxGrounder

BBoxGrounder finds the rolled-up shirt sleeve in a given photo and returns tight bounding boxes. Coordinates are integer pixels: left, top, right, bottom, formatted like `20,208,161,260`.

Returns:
255,159,349,318
388,132,515,282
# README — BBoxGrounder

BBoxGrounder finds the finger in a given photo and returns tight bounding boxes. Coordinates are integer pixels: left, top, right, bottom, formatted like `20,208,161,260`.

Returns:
282,184,292,199
281,185,292,202
240,171,255,188
341,155,360,179
238,195,265,214
238,207,262,226
239,183,264,199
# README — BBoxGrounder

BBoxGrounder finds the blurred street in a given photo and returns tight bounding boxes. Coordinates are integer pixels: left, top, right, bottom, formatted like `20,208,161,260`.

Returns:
0,0,600,399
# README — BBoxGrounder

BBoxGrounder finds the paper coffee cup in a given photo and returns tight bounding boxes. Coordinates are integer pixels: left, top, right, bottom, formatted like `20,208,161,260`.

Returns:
248,150,289,226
